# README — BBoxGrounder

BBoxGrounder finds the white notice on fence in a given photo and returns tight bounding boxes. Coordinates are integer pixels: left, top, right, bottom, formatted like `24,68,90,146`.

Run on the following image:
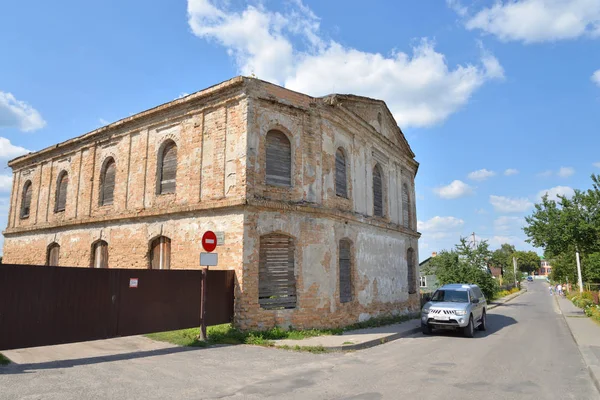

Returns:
200,252,218,266
129,278,138,288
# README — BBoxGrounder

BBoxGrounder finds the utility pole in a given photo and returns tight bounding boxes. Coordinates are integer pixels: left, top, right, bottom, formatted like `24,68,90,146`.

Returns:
471,232,476,249
513,256,518,287
575,248,583,294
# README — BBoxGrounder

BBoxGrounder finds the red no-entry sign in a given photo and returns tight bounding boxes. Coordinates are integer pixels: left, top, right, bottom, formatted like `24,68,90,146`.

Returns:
202,231,217,252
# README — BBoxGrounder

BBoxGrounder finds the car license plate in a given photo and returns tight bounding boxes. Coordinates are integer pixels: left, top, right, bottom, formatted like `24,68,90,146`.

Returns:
434,314,449,321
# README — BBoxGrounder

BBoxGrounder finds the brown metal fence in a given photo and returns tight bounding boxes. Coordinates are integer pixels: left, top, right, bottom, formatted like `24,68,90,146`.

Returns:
0,264,234,351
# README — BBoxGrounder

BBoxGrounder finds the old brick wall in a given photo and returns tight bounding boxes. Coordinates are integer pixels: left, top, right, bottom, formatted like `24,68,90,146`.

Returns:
237,208,420,330
4,211,245,271
5,79,249,266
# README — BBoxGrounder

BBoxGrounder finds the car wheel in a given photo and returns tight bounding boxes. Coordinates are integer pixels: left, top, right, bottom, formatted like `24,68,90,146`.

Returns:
478,311,487,331
463,316,474,338
422,323,432,335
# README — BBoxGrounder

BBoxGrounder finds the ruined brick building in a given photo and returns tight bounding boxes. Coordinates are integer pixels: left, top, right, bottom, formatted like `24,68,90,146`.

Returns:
3,77,420,329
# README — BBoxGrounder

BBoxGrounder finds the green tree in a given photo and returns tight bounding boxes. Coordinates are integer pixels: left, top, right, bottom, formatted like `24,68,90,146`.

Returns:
491,243,516,283
426,237,498,299
514,251,541,274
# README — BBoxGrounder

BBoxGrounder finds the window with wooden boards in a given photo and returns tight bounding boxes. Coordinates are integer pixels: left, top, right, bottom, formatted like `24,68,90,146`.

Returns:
99,158,116,206
47,243,60,266
55,171,68,213
20,180,32,219
150,236,171,270
373,164,384,217
339,239,353,303
402,183,411,229
158,141,177,194
407,247,416,294
265,130,291,187
91,240,109,268
335,148,348,198
259,234,296,309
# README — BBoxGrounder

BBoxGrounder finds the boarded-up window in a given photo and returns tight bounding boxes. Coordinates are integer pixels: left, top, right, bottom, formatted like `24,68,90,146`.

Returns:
335,148,348,198
158,141,177,194
339,239,352,303
99,158,116,206
150,236,171,270
91,240,109,268
20,180,32,219
407,247,416,294
265,130,291,187
373,164,383,217
259,234,296,309
47,243,60,266
402,183,411,229
55,171,68,213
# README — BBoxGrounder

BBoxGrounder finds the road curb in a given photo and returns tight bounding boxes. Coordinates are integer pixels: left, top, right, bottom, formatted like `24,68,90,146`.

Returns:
555,296,600,395
277,289,528,353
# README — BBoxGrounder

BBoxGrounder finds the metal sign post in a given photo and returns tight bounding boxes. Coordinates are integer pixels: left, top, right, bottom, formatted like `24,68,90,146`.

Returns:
199,231,218,341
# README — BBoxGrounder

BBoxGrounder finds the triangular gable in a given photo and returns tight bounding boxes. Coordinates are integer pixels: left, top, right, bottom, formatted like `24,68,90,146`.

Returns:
325,95,415,159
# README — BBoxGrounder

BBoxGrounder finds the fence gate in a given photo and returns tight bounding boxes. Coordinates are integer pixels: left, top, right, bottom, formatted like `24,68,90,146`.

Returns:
0,264,234,351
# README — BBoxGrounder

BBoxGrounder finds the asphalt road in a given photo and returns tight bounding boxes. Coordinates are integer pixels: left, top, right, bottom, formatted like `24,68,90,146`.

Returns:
1,281,598,400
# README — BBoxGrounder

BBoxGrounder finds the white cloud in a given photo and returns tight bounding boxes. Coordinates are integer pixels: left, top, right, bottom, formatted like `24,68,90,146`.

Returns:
446,0,468,17
489,195,533,213
537,186,575,201
464,0,600,44
475,208,488,214
433,180,474,199
0,137,30,159
99,118,109,126
0,175,12,192
537,169,553,177
593,69,600,87
494,216,525,232
557,166,575,178
488,235,531,250
0,91,46,132
468,168,496,181
594,162,600,168
176,92,190,100
187,0,504,127
504,168,519,176
418,216,465,232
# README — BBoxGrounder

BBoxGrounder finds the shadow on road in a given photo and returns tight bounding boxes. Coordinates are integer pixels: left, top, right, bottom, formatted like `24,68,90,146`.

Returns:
429,314,517,339
0,345,209,375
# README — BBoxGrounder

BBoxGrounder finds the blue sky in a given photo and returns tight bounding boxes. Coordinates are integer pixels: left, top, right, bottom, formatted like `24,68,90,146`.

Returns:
1,0,600,259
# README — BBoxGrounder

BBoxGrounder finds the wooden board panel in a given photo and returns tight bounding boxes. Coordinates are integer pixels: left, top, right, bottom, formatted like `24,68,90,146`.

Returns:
160,143,177,194
339,240,352,303
402,183,410,229
259,234,296,309
101,160,116,205
335,149,347,198
20,182,32,218
265,131,291,187
373,166,383,217
56,173,68,212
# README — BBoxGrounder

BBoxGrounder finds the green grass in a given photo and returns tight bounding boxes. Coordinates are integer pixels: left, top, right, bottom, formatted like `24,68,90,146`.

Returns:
0,353,11,366
147,323,342,348
277,345,328,354
147,314,419,349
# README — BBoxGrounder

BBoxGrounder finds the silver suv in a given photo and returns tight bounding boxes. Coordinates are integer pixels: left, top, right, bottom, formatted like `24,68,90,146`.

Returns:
421,284,487,338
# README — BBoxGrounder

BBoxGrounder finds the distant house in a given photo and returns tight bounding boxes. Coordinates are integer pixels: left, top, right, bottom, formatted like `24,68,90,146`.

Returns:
535,257,552,278
419,252,440,293
488,265,502,280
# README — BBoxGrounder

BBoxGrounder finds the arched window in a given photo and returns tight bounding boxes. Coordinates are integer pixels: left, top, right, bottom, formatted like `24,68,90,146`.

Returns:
259,233,296,309
150,236,171,269
47,243,60,266
402,183,411,229
339,239,352,303
55,171,68,213
265,130,291,187
335,148,348,198
373,164,383,217
20,180,32,219
158,141,177,194
91,240,109,268
407,247,416,294
99,158,116,206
